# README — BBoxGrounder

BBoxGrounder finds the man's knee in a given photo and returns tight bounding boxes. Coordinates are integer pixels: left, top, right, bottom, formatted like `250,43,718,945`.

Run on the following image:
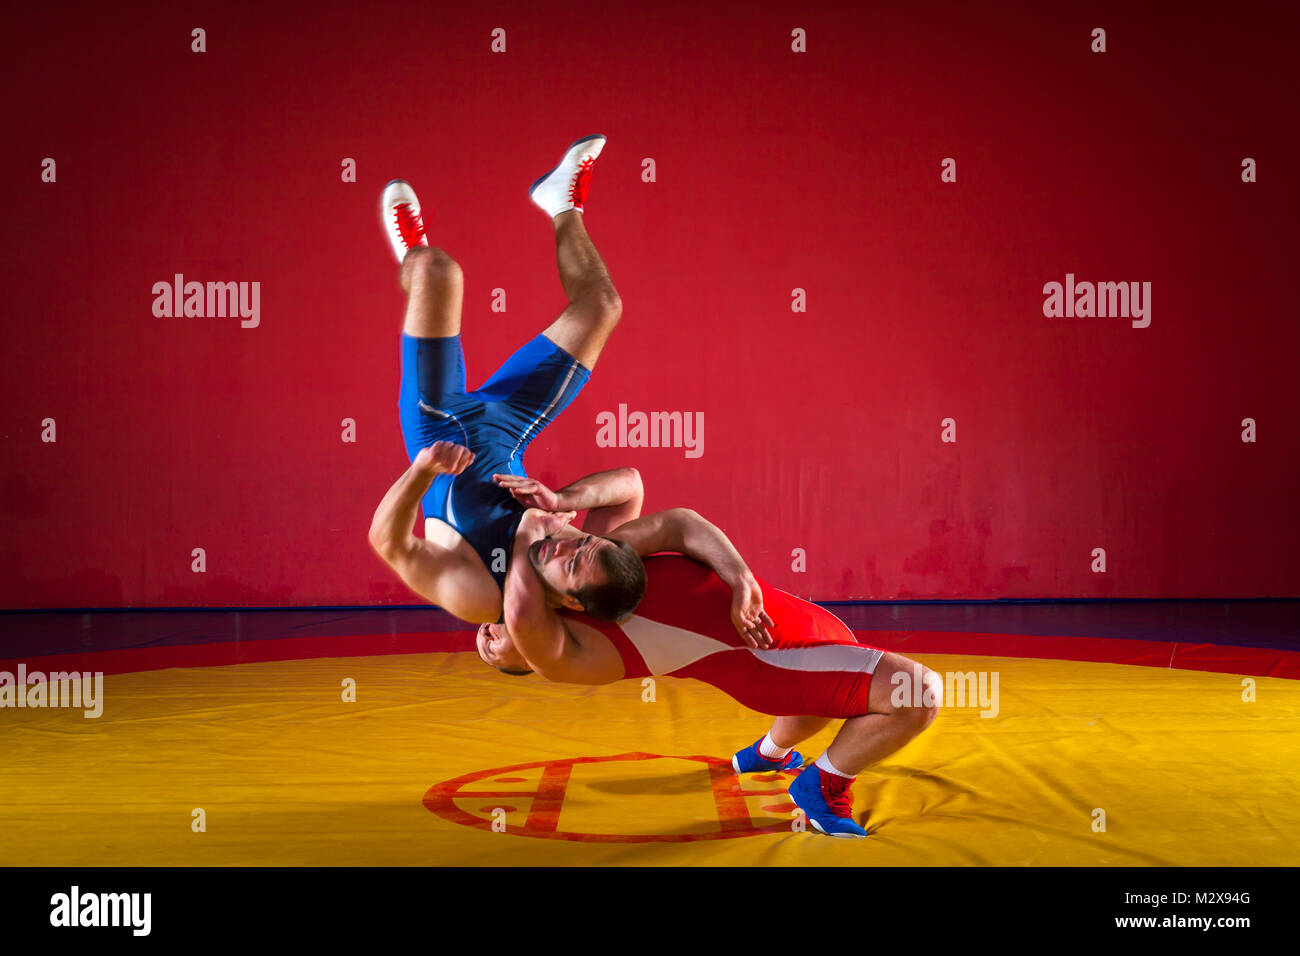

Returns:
883,657,942,729
573,283,622,330
913,667,943,728
599,287,622,322
403,245,463,288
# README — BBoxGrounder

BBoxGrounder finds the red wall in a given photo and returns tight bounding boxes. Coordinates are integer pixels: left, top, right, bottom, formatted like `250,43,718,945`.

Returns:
3,1,1298,607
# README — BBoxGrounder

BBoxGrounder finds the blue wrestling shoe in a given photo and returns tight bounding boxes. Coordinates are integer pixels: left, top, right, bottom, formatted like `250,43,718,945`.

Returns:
731,739,804,774
788,765,867,838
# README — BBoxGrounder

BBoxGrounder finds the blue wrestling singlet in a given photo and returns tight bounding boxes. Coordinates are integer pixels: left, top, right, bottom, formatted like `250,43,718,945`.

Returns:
397,332,591,593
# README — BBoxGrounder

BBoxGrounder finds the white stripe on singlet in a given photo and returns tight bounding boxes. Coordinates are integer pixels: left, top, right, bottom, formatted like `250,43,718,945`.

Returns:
619,615,732,676
749,643,883,675
619,615,883,677
509,359,579,462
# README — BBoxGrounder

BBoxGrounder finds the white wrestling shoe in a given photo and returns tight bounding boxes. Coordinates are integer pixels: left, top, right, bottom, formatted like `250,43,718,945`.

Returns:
379,179,430,262
528,134,606,217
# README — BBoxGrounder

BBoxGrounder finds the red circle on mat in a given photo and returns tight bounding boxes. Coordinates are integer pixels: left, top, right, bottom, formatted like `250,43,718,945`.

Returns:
425,752,797,843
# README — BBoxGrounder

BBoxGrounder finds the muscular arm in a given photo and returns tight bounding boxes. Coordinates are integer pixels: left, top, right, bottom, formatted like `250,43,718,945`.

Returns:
368,457,437,566
494,467,643,536
368,444,499,624
610,508,775,647
610,508,750,587
555,467,643,535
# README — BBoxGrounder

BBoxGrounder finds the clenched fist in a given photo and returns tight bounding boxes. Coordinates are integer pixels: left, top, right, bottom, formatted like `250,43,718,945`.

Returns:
414,441,476,477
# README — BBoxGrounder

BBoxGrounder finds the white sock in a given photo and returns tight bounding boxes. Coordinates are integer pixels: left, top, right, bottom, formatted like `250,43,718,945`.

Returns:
758,733,791,760
815,751,853,778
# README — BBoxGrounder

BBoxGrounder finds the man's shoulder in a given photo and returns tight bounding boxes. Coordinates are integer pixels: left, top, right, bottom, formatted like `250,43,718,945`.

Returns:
547,614,626,685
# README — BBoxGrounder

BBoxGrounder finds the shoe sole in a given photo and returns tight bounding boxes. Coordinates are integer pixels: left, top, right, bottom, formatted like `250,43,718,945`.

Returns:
529,134,607,196
809,818,867,839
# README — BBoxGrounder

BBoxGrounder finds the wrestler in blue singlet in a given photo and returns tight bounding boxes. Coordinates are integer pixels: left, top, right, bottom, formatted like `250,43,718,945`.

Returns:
397,332,590,594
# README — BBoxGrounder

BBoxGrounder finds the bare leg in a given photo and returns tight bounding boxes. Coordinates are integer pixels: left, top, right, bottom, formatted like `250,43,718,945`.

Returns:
540,210,621,369
401,246,463,338
767,715,833,750
824,652,942,776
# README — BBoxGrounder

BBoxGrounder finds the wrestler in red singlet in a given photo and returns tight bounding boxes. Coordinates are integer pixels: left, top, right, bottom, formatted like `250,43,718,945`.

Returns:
560,554,885,717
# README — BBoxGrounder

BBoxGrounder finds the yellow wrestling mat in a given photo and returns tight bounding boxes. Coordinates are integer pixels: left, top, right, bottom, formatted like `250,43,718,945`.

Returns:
3,652,1298,865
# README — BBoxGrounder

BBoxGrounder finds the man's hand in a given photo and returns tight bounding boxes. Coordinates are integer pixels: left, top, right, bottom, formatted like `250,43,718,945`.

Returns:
519,507,577,541
494,474,562,511
415,441,475,477
730,574,775,649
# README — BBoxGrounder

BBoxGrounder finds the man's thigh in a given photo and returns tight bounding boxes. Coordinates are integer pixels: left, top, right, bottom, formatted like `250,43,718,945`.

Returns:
472,334,591,461
398,333,474,461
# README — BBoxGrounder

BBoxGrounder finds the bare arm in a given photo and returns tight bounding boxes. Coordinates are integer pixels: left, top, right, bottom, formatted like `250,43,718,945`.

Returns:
368,443,499,624
610,508,747,584
609,508,775,647
557,467,643,534
494,467,643,535
368,449,453,562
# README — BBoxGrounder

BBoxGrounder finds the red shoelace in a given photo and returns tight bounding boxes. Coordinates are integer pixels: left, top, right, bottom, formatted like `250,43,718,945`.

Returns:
569,156,596,208
393,202,426,248
820,773,856,819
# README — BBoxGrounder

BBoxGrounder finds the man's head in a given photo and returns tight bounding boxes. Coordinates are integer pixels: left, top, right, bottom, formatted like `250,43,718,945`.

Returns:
527,532,646,621
476,621,532,675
